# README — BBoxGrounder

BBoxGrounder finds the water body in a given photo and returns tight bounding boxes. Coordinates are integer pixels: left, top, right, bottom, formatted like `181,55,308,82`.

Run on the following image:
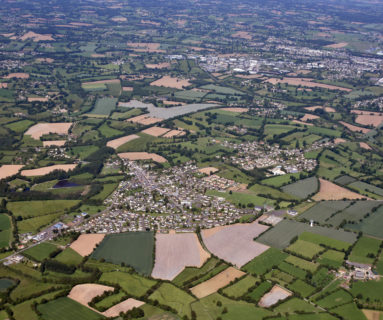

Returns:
119,100,218,119
53,180,79,189
0,278,16,291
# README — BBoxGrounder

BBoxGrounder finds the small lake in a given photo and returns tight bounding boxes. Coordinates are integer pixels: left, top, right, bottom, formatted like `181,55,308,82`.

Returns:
119,100,218,119
0,278,16,291
53,180,80,189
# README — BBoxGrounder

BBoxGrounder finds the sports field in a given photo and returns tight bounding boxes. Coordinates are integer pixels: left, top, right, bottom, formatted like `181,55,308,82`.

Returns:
91,232,154,275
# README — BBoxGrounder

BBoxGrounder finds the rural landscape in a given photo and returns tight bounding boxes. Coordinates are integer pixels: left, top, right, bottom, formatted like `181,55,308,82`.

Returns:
1,0,383,319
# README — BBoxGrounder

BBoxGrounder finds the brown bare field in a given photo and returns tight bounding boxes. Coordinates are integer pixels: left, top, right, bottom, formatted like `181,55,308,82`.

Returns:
141,126,170,137
36,58,54,63
351,111,383,127
118,152,167,163
21,164,77,177
0,165,24,180
162,129,185,138
221,107,249,113
198,167,219,175
127,42,165,53
235,74,263,79
258,285,292,307
334,138,346,144
28,96,49,102
91,54,106,58
362,309,383,320
360,142,372,150
140,20,160,26
122,86,133,92
201,220,269,267
127,115,163,125
68,283,113,308
42,140,66,147
106,134,140,149
152,232,210,280
305,106,336,113
312,178,369,201
265,77,352,92
339,121,370,133
111,16,127,22
82,79,120,85
25,122,72,139
0,83,7,88
293,120,313,126
70,234,105,257
20,31,54,41
191,267,245,299
325,42,348,49
301,114,319,121
150,76,191,89
4,73,29,79
103,299,145,317
145,62,170,69
232,31,252,40
162,100,186,106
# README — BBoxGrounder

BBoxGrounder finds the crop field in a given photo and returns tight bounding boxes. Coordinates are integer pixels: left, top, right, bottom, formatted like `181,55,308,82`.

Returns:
149,283,195,318
282,176,318,199
312,179,367,201
70,234,105,257
191,292,272,320
7,200,80,219
345,205,383,238
287,240,324,260
318,250,345,268
25,123,72,140
256,220,356,249
285,255,319,272
326,201,381,227
100,271,156,297
351,279,383,306
246,281,273,302
316,289,353,309
88,97,118,116
288,279,316,297
332,303,369,320
275,297,319,314
5,119,34,133
201,221,269,267
243,248,288,276
0,165,24,180
191,267,245,299
22,242,58,261
201,84,244,95
258,284,292,308
17,212,62,234
300,200,351,224
173,257,222,287
0,214,11,248
91,232,154,275
152,232,210,280
334,175,357,186
222,275,258,298
298,232,352,251
348,181,383,197
54,247,83,265
348,236,381,264
38,297,103,320
21,164,77,177
279,261,307,279
68,283,113,308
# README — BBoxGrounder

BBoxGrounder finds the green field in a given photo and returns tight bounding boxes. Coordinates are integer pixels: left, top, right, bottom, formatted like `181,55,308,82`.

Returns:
349,181,383,197
318,250,345,268
287,240,324,260
285,255,319,272
222,275,258,298
91,232,154,275
349,236,382,264
243,248,288,276
351,279,383,305
54,248,83,265
246,281,273,301
0,214,11,248
345,205,383,239
300,201,351,224
90,183,118,201
5,119,34,133
88,97,118,116
298,232,352,251
331,302,368,320
316,289,353,309
279,261,307,279
275,297,319,313
149,283,195,318
288,279,316,297
38,297,103,320
100,271,156,297
22,242,58,262
256,220,357,249
7,200,80,219
281,176,319,199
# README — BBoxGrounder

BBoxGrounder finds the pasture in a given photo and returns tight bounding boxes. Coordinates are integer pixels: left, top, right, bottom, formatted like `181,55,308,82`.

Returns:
348,236,381,264
286,240,324,260
0,214,11,248
288,279,316,297
300,201,351,224
22,242,58,261
222,275,258,298
243,248,288,276
91,232,154,275
345,205,383,239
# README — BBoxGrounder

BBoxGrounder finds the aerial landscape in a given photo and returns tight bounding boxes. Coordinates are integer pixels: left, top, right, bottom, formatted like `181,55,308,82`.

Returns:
1,0,383,319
